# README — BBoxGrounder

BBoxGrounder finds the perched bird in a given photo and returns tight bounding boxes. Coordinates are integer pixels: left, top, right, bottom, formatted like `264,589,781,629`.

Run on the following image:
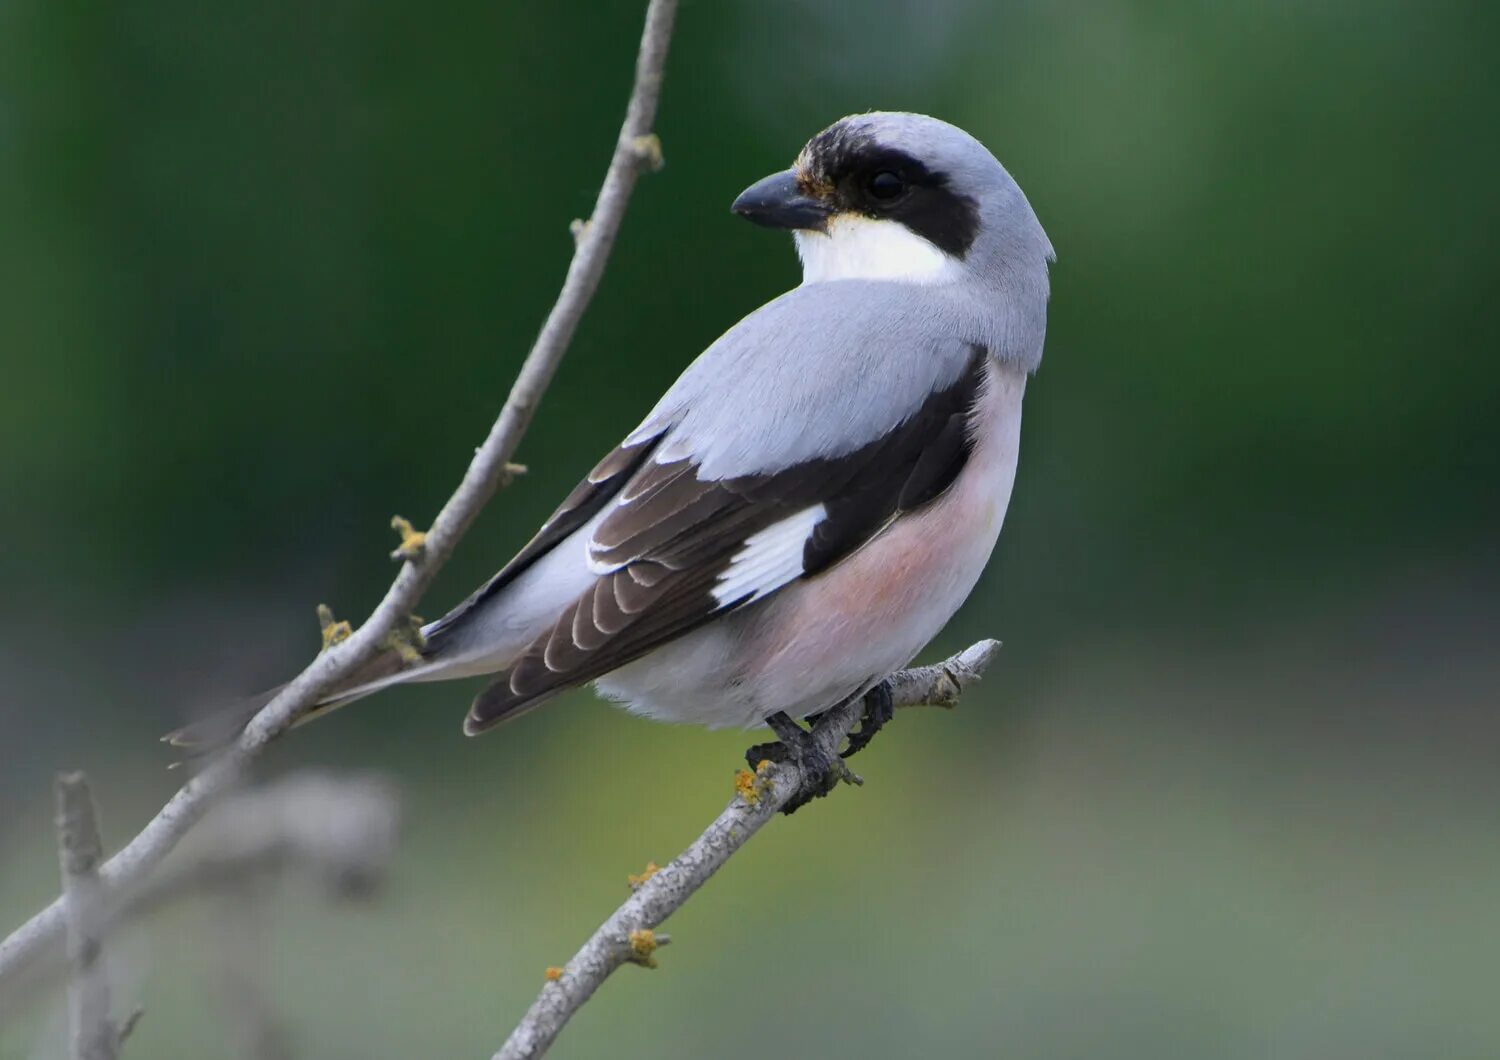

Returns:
173,113,1054,795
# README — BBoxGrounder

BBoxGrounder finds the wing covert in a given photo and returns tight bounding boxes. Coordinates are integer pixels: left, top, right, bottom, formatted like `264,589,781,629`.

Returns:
464,344,990,733
423,428,664,646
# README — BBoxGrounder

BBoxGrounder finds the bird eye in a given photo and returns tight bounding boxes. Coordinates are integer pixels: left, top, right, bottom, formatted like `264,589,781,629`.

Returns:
867,170,906,201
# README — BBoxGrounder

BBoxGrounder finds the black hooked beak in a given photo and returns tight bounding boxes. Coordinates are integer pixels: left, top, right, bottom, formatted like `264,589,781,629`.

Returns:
731,170,831,232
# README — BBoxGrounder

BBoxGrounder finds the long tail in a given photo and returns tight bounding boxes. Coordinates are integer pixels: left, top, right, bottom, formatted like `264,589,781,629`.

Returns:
163,649,420,752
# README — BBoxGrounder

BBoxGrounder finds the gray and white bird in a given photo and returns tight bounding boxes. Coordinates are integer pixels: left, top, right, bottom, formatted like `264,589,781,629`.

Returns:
173,112,1054,774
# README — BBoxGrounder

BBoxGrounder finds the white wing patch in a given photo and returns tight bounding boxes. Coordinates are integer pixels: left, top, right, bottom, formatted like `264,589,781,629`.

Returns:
794,215,963,286
712,504,826,606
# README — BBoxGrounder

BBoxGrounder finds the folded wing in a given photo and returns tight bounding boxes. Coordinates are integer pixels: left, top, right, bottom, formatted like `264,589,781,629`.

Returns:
460,343,989,734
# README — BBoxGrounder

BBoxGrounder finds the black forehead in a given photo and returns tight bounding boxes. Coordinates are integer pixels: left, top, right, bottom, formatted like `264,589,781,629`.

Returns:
802,124,935,182
801,122,981,259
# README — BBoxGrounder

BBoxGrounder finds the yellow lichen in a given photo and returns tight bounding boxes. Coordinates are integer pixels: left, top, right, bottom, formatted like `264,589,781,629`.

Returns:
734,769,760,805
390,515,428,560
628,928,659,967
381,612,427,666
317,604,351,651
735,760,778,805
627,861,660,889
543,966,564,982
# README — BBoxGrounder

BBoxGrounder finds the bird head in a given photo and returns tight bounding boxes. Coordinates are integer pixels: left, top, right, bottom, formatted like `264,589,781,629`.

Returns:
732,112,1053,289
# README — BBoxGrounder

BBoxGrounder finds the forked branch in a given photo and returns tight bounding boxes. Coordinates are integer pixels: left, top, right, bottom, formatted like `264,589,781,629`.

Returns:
55,773,122,1060
0,0,679,993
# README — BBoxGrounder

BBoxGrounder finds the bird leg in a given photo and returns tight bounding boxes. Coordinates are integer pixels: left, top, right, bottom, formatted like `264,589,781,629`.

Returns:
744,711,857,814
742,713,798,770
795,678,897,759
743,682,895,815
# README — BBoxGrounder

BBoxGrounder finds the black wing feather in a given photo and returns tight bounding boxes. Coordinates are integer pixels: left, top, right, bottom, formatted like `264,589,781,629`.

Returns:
464,346,989,733
424,429,664,646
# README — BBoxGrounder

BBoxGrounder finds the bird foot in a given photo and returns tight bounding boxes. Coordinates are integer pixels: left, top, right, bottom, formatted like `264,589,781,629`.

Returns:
795,678,896,760
842,679,894,760
744,707,868,815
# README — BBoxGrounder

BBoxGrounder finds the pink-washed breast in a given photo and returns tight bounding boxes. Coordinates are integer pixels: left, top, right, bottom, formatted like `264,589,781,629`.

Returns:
599,359,1027,728
737,359,1026,721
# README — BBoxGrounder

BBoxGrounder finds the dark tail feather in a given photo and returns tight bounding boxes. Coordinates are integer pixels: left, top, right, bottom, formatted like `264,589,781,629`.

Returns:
163,650,412,752
163,685,286,751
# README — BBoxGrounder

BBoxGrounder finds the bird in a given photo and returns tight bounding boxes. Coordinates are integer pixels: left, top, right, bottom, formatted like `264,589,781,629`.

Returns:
171,112,1054,801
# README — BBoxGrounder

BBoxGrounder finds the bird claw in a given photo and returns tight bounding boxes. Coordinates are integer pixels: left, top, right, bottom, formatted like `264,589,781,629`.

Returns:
743,740,790,769
842,679,895,760
744,709,864,816
796,678,896,760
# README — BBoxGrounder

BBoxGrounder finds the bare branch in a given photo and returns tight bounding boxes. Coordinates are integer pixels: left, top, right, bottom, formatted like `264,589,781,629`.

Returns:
129,771,402,918
494,639,1001,1060
3,772,401,1022
887,639,1002,709
55,773,120,1060
0,0,679,992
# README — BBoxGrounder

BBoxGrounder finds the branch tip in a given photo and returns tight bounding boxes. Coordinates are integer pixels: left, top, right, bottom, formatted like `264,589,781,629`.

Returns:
55,770,119,1059
887,639,1002,710
54,772,104,882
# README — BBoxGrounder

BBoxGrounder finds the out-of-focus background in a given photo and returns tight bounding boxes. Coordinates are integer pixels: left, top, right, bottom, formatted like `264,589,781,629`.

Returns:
3,1,1497,1056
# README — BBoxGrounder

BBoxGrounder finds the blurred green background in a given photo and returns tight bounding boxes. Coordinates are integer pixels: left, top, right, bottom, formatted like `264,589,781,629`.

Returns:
3,0,1498,1056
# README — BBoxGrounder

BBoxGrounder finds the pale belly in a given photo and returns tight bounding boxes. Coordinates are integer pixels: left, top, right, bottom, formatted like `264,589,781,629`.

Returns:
596,360,1026,728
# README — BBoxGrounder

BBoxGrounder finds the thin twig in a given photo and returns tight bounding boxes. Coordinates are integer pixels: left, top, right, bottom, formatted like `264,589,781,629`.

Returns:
494,639,1002,1060
127,771,402,919
3,772,401,1022
55,773,120,1060
0,0,679,992
886,640,1001,709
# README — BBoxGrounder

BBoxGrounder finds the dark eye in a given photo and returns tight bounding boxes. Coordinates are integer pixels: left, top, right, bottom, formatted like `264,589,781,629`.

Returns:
867,170,906,201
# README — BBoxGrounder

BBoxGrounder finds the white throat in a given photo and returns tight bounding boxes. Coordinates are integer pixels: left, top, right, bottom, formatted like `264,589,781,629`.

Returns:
794,214,962,286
